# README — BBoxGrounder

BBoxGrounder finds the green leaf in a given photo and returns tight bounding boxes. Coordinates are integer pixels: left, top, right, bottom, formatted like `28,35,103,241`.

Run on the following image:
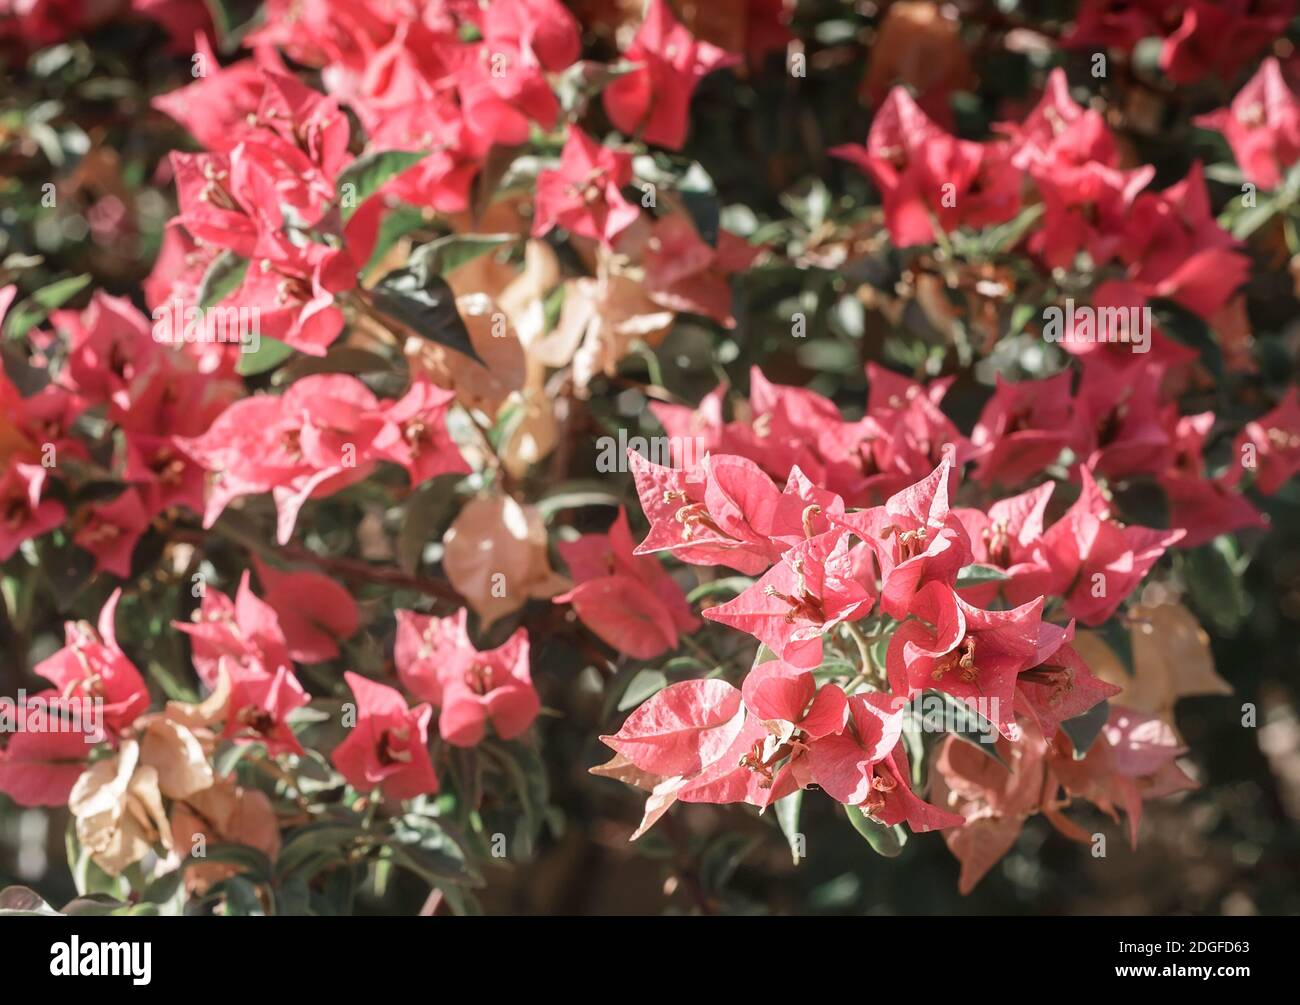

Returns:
236,335,295,376
370,259,481,363
197,251,247,310
410,232,516,276
1180,537,1250,634
686,576,755,603
3,273,91,339
1061,699,1110,758
190,842,275,882
0,886,60,916
337,150,428,220
845,806,907,857
955,563,1010,587
276,823,369,879
774,791,804,865
388,815,483,887
618,668,668,711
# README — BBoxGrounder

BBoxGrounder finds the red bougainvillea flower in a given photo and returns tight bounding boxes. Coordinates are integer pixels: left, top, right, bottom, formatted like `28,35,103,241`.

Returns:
182,374,463,544
152,33,284,151
1230,386,1300,495
73,488,151,578
0,463,65,562
998,67,1118,174
372,378,470,485
1160,412,1267,547
1196,57,1300,190
702,529,875,669
556,507,698,660
804,691,904,805
628,449,836,575
1160,1,1293,86
675,660,848,808
831,86,1020,247
952,482,1056,608
929,715,1056,894
1072,358,1173,479
33,589,150,737
810,691,964,831
54,291,159,411
1041,467,1184,625
970,373,1076,486
251,557,360,664
1016,620,1122,738
637,214,761,327
599,677,745,777
533,127,640,247
222,664,311,756
393,608,539,747
1120,162,1250,321
333,672,438,800
834,460,971,620
603,0,740,150
887,582,1044,738
173,571,295,688
1051,705,1198,848
0,693,98,807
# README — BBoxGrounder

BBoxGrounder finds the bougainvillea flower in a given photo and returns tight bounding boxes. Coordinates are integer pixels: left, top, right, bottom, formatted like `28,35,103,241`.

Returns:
1073,358,1173,479
180,375,391,543
1015,620,1121,738
600,678,745,777
1196,57,1300,190
533,127,640,247
834,460,972,619
152,34,283,151
804,691,905,805
639,214,760,327
55,292,159,411
251,557,360,664
831,87,1020,247
1161,1,1293,86
1160,412,1267,546
970,373,1076,486
222,664,311,756
998,67,1118,174
34,589,150,736
73,488,151,578
930,715,1056,893
887,582,1044,737
0,693,98,807
1040,467,1184,625
603,0,740,150
627,450,779,574
556,507,698,659
674,660,850,807
953,482,1056,609
1050,705,1198,848
0,463,65,561
702,530,875,669
1230,386,1300,495
173,571,295,688
372,378,469,485
332,672,438,800
393,608,539,747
